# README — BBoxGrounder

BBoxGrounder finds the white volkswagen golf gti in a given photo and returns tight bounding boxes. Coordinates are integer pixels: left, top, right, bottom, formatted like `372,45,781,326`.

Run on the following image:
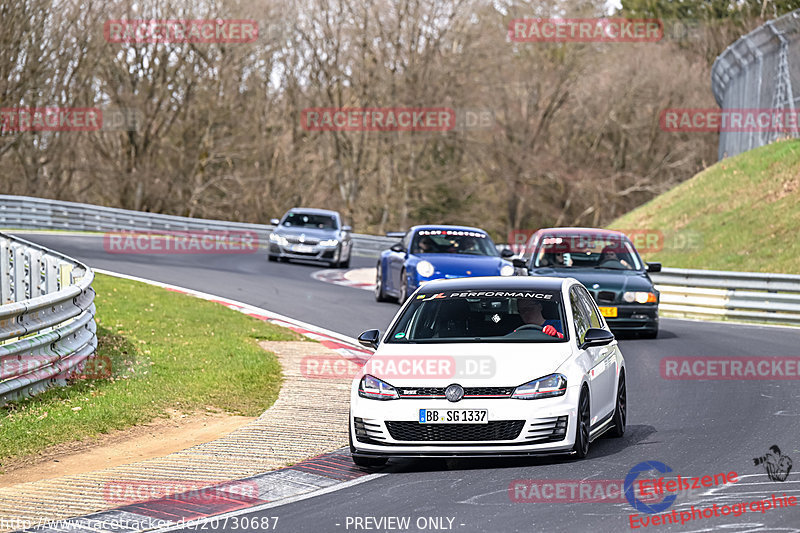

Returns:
349,276,627,467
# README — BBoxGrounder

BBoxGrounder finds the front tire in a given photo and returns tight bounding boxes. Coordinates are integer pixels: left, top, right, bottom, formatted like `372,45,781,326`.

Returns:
375,262,391,302
609,371,626,438
339,249,350,269
572,386,591,459
397,269,408,304
268,254,277,262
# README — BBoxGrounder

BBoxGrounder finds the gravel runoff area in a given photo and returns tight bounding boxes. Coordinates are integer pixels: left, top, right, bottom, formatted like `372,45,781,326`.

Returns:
0,340,354,532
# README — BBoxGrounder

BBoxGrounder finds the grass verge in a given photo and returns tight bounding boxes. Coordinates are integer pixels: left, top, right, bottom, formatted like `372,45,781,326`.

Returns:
0,273,299,466
609,139,800,274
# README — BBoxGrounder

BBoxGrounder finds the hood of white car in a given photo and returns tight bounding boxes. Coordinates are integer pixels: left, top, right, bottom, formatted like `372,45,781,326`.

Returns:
363,342,573,388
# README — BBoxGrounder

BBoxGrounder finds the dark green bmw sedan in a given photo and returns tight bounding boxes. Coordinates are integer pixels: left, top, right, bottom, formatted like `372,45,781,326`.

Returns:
515,228,661,338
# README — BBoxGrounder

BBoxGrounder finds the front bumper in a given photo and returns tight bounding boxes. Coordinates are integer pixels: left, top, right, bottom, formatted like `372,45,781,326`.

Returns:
350,386,579,456
602,304,658,331
269,243,338,262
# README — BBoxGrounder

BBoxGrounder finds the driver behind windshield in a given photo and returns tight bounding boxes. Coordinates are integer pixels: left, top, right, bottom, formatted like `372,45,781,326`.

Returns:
598,245,632,269
515,298,564,338
415,236,436,253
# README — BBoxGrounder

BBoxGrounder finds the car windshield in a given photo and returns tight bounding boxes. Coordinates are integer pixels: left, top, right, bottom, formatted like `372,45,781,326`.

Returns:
282,212,337,229
411,229,498,256
386,290,567,343
533,235,643,270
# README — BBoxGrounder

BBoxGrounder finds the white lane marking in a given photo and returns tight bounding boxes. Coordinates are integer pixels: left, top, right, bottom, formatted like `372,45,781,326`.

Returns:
311,268,375,291
149,473,387,533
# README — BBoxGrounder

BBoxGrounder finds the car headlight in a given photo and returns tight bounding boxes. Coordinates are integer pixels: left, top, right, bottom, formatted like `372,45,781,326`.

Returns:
319,239,339,247
500,264,515,277
269,233,288,246
512,373,567,400
358,374,399,400
623,291,657,304
416,260,435,278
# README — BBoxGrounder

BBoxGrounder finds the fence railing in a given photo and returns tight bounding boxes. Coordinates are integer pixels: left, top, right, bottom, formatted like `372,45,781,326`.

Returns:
711,9,800,159
652,268,800,326
0,232,97,405
0,194,396,258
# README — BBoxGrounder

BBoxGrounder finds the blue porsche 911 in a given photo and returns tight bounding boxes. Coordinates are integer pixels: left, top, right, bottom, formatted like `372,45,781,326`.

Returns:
375,225,516,303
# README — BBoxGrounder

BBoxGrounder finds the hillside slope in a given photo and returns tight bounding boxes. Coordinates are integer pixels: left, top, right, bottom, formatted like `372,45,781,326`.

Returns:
609,139,800,274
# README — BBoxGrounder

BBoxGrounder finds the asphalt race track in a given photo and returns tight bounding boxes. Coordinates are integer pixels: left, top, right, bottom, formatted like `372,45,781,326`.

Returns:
17,233,800,533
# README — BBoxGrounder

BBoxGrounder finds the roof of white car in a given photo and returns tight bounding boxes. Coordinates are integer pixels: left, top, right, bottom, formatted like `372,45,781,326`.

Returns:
285,207,340,216
416,276,573,293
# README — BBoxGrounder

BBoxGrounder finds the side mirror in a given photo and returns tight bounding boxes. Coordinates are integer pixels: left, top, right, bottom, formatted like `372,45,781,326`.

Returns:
501,248,515,258
390,243,405,253
580,328,615,350
647,262,662,273
342,225,352,232
270,218,280,226
512,258,528,269
358,329,381,349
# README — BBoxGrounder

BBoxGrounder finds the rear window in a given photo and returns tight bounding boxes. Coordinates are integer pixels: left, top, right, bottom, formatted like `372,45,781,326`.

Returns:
386,290,567,343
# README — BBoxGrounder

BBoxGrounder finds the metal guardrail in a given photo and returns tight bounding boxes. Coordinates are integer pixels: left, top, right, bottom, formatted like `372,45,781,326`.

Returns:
711,9,800,159
0,194,395,258
652,268,800,326
0,232,97,405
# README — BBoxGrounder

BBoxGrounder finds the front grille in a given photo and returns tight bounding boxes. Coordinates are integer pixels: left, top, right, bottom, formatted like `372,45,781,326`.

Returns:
597,291,616,303
398,386,514,398
385,420,524,441
466,387,515,397
285,236,320,245
589,290,616,303
524,415,568,443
